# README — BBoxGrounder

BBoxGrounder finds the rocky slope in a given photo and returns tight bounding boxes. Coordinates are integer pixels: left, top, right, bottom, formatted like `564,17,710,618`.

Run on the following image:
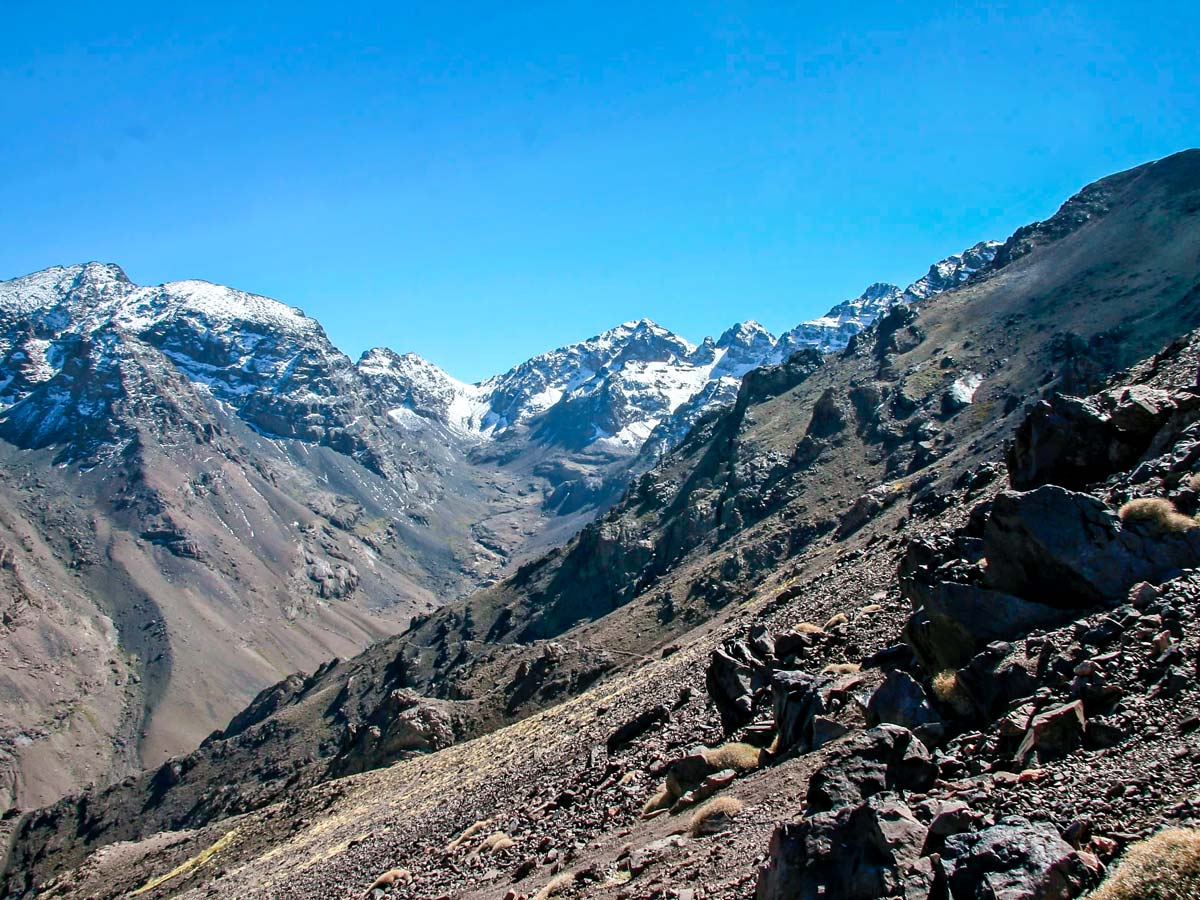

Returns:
0,224,998,814
2,150,1197,898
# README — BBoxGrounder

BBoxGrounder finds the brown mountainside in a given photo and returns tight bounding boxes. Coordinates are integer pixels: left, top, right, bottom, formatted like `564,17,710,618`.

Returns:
4,151,1199,898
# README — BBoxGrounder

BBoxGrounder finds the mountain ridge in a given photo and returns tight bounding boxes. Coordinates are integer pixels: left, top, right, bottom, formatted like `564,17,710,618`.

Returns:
1,151,1169,832
5,149,1199,899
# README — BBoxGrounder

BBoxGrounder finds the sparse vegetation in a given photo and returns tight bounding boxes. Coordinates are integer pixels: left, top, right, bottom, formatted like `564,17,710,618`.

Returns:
931,670,973,717
532,871,576,900
482,831,515,852
792,622,826,635
359,868,412,898
702,741,764,773
130,829,239,896
1118,497,1199,535
1086,828,1200,900
823,612,849,630
821,662,861,675
446,818,492,852
642,785,673,816
688,796,743,837
645,741,762,817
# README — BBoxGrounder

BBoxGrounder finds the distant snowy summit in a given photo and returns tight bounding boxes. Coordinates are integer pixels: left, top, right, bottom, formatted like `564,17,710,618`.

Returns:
0,240,999,468
355,239,1000,451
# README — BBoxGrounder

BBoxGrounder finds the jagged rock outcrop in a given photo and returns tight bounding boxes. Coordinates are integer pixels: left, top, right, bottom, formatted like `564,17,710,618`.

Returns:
1008,385,1191,490
756,792,930,900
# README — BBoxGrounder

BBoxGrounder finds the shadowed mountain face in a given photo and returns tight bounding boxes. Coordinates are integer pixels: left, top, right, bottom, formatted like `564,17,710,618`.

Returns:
3,151,1197,898
0,226,994,812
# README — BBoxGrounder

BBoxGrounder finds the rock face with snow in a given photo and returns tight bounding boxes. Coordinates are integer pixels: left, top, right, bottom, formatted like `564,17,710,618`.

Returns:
0,263,389,472
0,237,998,812
348,240,1000,468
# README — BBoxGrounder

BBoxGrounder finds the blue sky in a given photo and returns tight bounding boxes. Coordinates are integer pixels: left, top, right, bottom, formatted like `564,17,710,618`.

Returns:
2,2,1197,382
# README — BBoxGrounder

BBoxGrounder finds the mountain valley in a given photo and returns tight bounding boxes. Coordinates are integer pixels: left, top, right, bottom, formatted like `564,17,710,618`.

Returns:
2,150,1200,900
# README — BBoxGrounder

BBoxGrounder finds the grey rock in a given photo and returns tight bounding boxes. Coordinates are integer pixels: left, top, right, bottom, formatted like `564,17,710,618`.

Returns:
903,581,1075,673
605,704,670,753
983,486,1200,606
771,670,825,753
705,639,762,732
867,669,942,732
1015,700,1087,764
757,793,929,900
941,816,1102,899
806,725,937,814
1008,387,1177,490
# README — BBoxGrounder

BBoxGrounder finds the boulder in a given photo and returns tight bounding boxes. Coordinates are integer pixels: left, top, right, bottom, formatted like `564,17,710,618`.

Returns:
664,748,714,798
806,388,848,439
772,670,867,754
772,671,825,753
806,726,937,814
1015,700,1087,764
837,483,903,538
1008,387,1176,490
915,799,984,855
706,639,762,732
941,816,1103,899
334,692,460,775
983,486,1200,606
757,793,929,900
903,581,1074,673
954,642,1038,721
606,704,670,753
867,669,941,733
773,626,823,660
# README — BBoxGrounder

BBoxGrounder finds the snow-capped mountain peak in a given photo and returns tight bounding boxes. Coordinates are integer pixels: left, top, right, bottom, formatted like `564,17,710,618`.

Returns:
0,236,1000,472
904,240,1001,301
710,320,778,379
357,347,487,434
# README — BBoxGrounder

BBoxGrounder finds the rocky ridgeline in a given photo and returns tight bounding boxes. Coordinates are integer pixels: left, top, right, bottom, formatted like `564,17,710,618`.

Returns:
690,365,1200,897
4,153,1200,900
337,354,1200,900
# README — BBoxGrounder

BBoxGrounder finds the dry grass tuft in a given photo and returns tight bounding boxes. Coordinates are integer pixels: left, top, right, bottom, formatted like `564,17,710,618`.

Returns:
688,796,744,837
821,662,861,675
702,742,764,773
931,670,973,717
642,784,673,816
358,869,411,898
1119,498,1199,535
482,831,515,852
823,613,850,630
446,818,493,852
1087,828,1200,900
532,872,576,900
792,622,826,635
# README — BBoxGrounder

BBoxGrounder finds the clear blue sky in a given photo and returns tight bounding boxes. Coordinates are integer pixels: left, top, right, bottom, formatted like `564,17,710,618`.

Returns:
2,2,1197,381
